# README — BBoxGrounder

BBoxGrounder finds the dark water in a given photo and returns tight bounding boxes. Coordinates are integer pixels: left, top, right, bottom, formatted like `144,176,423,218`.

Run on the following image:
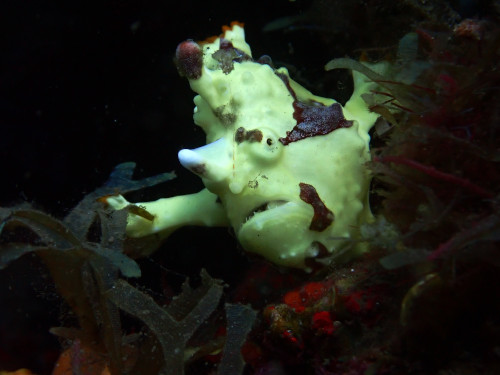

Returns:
1,1,499,374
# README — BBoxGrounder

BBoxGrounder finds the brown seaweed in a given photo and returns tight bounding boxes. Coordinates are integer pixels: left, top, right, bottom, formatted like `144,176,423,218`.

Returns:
1,162,260,374
106,269,224,374
218,303,257,375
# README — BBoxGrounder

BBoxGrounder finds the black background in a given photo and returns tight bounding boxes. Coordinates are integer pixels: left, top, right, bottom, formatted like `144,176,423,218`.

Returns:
1,0,494,373
1,0,328,214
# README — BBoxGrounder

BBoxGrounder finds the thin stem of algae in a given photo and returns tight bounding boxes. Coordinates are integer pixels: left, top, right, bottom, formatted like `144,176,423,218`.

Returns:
218,303,257,375
325,58,388,84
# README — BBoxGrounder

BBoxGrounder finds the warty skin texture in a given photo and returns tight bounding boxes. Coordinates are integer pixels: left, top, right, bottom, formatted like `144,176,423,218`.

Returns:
106,24,383,270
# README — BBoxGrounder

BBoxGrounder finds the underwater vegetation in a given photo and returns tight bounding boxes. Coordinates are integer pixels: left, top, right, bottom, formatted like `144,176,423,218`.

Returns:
1,163,256,375
2,1,500,374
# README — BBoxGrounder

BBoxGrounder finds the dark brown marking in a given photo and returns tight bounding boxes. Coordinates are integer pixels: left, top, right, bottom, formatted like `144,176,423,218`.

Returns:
299,183,334,231
248,179,258,189
235,127,263,143
245,129,263,142
280,102,353,145
174,40,203,80
190,163,207,176
235,127,246,143
275,72,353,145
212,38,252,74
214,105,237,126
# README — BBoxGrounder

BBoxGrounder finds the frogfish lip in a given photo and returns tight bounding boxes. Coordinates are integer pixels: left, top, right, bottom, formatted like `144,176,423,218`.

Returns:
243,200,289,223
237,200,314,268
